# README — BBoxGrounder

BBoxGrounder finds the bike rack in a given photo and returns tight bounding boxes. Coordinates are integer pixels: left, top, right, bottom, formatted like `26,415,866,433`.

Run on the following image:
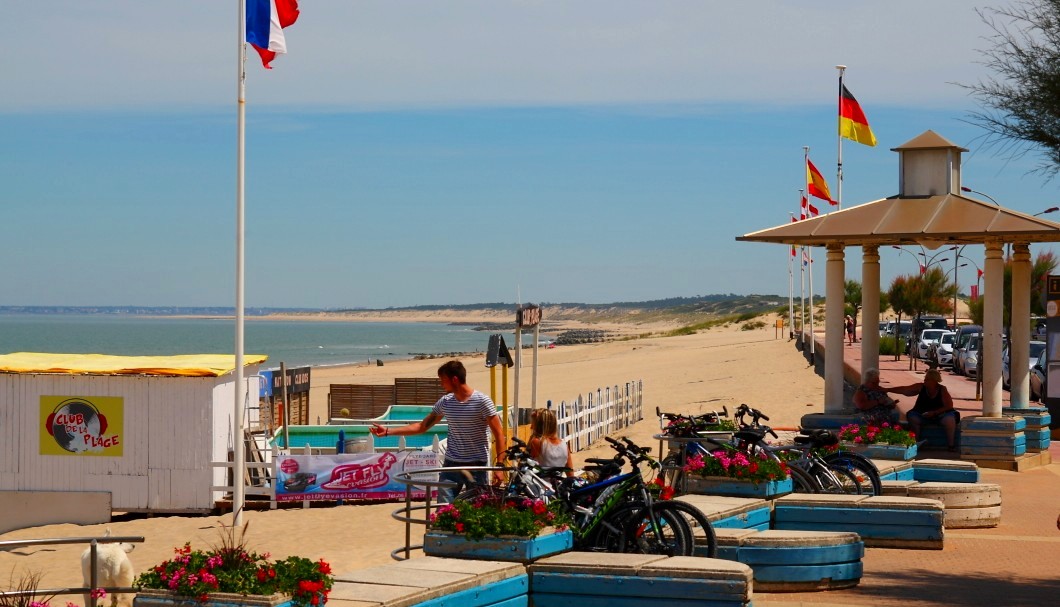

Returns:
389,465,509,561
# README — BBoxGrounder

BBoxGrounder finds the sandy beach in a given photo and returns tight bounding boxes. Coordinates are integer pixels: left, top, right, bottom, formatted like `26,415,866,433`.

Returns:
0,317,822,594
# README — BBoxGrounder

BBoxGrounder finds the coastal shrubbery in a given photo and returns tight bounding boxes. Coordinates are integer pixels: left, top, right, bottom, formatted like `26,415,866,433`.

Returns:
878,336,907,356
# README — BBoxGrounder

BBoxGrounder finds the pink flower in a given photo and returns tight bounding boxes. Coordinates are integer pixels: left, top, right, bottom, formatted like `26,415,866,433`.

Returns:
91,589,107,600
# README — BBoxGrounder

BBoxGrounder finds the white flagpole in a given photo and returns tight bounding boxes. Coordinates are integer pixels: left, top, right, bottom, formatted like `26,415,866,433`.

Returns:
233,0,247,528
803,146,815,355
788,212,795,340
798,186,806,340
836,65,846,210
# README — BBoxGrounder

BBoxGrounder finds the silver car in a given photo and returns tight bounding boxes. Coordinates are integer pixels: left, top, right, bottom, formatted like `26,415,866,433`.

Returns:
1002,341,1047,389
959,335,980,378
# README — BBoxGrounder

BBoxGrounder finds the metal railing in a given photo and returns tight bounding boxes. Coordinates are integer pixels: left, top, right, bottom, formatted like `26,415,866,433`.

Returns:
0,535,144,607
389,465,506,561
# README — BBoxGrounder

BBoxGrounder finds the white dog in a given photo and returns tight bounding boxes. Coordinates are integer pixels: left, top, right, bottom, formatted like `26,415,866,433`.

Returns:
81,529,136,607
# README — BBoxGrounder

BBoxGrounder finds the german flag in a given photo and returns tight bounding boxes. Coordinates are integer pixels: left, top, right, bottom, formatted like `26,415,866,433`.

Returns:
839,84,877,147
806,158,836,205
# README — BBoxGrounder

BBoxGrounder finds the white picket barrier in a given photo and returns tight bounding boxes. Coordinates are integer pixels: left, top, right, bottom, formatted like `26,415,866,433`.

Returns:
554,380,643,453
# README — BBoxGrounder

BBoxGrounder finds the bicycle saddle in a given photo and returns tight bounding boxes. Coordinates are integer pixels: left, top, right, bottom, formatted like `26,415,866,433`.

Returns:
585,457,617,465
794,429,838,448
734,428,768,443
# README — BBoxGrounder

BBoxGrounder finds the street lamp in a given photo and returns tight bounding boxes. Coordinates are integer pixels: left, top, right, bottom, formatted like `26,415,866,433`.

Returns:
892,245,924,274
1034,206,1060,217
962,186,1010,259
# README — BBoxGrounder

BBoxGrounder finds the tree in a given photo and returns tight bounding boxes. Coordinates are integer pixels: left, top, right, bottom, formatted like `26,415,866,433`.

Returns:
967,251,1057,328
888,269,957,368
962,1,1060,177
888,276,915,360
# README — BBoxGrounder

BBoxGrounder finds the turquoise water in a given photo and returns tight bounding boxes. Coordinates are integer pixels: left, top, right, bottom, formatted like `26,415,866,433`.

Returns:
0,314,510,369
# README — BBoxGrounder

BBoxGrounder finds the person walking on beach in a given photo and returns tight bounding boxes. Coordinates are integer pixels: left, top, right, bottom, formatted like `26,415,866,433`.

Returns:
845,315,856,344
370,360,506,503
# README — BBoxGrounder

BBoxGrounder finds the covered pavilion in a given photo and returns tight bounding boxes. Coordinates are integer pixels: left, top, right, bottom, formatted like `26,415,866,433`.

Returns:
738,130,1060,420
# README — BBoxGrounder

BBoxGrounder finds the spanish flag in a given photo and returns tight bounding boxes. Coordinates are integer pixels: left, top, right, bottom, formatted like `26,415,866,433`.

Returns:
806,158,836,205
839,84,877,147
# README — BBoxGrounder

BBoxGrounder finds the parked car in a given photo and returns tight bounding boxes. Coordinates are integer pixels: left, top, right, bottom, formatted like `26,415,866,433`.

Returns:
1004,341,1048,389
915,329,948,360
1033,317,1047,341
878,321,889,337
932,331,957,368
953,326,982,375
912,315,950,337
884,320,912,338
1030,349,1048,401
958,335,980,378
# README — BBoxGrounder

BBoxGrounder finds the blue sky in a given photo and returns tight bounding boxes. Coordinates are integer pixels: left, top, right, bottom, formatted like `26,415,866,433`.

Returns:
3,1,1058,309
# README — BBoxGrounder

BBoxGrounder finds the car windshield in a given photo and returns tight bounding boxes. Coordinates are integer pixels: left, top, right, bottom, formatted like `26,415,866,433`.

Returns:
968,336,980,350
1030,342,1046,359
922,330,945,341
940,333,955,345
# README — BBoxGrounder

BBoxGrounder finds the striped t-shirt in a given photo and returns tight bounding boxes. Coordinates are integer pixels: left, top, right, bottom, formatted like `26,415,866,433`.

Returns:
432,390,497,462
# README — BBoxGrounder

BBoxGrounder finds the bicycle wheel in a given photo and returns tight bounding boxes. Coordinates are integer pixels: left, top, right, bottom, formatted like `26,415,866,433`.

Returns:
455,484,506,503
823,452,882,496
663,500,717,558
808,462,861,494
787,465,820,493
617,502,694,557
827,464,864,494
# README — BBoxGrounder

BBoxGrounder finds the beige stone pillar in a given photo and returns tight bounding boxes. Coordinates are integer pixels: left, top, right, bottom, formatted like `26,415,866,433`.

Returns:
983,242,1005,417
1010,243,1032,408
826,244,846,413
861,245,880,378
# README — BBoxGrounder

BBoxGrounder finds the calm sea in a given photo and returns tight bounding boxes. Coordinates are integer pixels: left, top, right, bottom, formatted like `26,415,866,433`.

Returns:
0,314,519,369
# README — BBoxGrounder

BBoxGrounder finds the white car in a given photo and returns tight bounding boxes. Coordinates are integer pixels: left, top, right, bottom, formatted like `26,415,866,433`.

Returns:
932,331,956,367
915,329,948,360
1002,340,1047,389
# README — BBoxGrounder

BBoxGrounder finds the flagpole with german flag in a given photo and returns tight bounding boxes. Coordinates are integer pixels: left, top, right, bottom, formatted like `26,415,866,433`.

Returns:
836,65,878,210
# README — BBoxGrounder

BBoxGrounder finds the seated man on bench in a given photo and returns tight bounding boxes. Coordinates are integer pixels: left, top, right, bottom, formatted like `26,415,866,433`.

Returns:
885,368,959,451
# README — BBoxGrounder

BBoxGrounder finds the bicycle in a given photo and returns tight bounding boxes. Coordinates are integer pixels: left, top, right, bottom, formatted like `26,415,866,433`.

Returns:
731,404,881,495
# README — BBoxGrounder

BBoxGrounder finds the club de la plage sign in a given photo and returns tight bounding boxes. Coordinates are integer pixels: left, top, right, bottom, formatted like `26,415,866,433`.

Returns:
40,396,124,456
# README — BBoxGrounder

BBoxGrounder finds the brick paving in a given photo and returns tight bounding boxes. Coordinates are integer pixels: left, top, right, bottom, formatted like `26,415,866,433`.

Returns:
754,339,1060,607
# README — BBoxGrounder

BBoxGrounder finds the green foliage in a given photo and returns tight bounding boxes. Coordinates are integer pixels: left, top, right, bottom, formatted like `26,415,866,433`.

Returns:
878,336,908,356
736,312,759,322
430,496,571,541
135,524,333,607
665,315,740,336
966,252,1056,327
839,422,916,447
962,1,1060,177
740,320,767,331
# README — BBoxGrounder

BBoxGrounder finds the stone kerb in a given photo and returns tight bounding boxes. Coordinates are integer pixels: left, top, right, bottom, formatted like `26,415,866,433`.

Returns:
772,493,945,549
330,557,526,607
710,528,864,592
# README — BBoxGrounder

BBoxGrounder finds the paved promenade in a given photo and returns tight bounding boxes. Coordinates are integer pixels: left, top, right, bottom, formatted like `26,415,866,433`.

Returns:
756,338,1060,606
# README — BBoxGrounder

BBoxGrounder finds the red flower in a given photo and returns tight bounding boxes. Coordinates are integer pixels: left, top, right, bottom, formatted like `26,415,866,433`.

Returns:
532,500,547,515
455,522,465,532
317,560,332,575
660,486,675,501
256,569,267,582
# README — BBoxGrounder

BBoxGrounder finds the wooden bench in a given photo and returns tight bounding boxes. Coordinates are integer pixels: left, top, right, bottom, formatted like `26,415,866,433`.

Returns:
772,493,945,549
676,494,772,531
912,458,980,483
708,528,863,592
331,556,527,607
529,552,753,607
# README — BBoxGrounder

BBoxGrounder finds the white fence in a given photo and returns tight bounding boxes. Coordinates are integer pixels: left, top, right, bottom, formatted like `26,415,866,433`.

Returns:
554,380,643,453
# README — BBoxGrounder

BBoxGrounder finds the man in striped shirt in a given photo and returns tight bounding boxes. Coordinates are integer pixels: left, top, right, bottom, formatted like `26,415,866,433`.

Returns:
370,360,506,503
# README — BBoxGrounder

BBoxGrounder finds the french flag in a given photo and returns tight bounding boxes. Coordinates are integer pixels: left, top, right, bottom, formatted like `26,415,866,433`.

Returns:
247,0,299,69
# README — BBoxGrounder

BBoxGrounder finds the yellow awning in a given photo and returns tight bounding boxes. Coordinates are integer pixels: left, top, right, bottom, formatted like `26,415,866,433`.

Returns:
0,352,269,377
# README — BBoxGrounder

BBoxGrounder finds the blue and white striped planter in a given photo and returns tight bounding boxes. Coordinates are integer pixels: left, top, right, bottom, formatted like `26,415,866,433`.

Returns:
685,476,793,499
840,442,917,460
423,529,573,563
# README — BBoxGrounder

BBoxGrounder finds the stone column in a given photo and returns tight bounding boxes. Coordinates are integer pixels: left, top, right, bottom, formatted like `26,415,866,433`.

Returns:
1009,243,1032,409
825,244,846,413
983,242,1005,417
861,245,880,378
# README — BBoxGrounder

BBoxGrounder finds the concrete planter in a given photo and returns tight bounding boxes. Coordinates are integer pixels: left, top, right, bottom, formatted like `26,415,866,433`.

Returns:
685,476,793,499
135,589,296,607
841,442,917,460
423,529,573,563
